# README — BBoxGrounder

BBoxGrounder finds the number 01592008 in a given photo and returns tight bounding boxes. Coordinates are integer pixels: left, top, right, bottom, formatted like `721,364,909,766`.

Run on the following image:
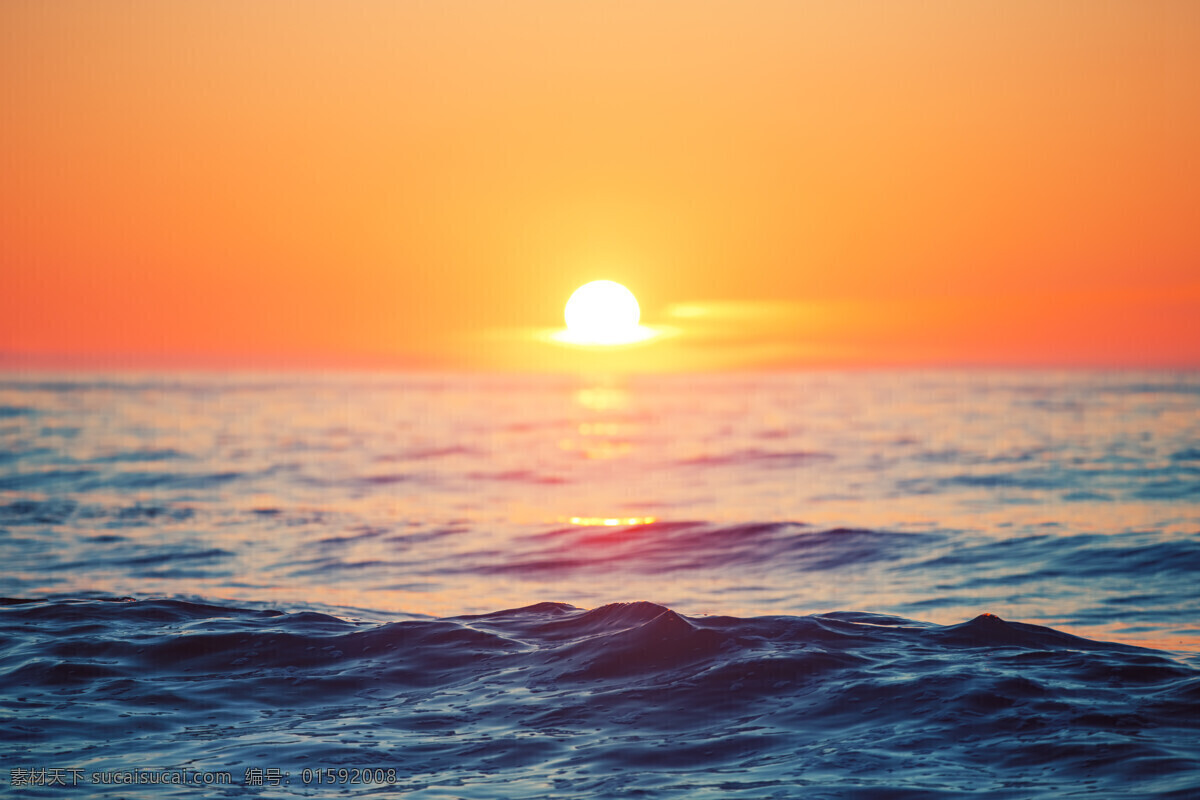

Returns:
301,768,398,785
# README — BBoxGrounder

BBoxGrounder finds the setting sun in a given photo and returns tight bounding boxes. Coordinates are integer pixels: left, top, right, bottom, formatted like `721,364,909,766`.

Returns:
553,281,657,347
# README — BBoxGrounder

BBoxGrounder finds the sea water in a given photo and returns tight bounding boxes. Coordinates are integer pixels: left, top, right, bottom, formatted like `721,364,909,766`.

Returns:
1,370,1198,797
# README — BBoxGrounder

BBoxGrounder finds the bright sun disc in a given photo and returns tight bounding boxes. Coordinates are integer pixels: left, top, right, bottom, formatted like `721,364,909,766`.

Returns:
556,280,656,346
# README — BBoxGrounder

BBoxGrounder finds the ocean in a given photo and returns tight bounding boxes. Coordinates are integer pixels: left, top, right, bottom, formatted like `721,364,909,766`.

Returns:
1,370,1198,797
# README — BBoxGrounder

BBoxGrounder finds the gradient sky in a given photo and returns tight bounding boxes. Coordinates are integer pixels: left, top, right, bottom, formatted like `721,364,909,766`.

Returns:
3,1,1198,371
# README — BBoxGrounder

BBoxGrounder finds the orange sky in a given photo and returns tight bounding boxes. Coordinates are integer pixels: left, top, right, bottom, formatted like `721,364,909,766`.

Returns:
2,1,1198,371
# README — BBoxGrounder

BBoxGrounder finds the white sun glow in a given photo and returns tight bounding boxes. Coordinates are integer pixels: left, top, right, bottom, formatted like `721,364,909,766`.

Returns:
553,280,657,346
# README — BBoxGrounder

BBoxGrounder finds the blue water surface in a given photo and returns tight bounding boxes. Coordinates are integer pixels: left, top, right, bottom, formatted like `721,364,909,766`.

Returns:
1,370,1198,797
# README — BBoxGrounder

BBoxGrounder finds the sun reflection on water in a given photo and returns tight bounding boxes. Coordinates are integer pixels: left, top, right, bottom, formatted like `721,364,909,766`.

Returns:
564,516,659,527
573,385,629,411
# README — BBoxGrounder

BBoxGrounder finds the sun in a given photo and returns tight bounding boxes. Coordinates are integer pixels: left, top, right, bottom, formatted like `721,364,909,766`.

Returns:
565,281,639,341
553,281,657,346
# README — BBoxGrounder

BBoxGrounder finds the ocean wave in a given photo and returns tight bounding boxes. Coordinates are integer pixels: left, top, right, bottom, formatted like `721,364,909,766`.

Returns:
463,522,943,577
0,499,194,526
0,468,248,493
85,449,191,464
2,598,1197,798
679,448,836,469
905,532,1200,580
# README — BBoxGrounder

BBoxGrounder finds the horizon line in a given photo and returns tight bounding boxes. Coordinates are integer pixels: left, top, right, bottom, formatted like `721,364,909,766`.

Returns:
2,350,1198,375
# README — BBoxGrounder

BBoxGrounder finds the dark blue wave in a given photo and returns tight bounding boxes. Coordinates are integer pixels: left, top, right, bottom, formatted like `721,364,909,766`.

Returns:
1,598,1196,798
905,532,1200,579
0,499,194,526
465,522,943,577
0,468,247,493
